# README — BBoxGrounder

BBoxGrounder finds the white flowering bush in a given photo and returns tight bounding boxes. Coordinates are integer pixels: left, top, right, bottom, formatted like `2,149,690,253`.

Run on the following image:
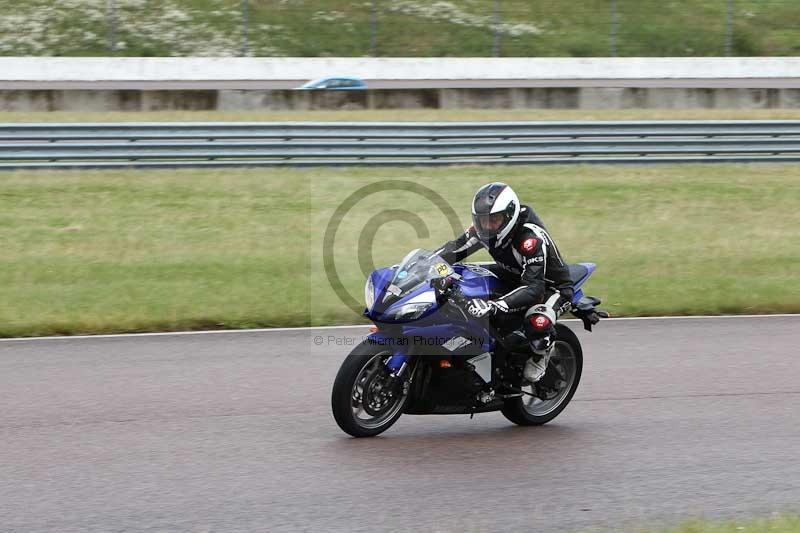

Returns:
0,0,791,57
386,1,539,36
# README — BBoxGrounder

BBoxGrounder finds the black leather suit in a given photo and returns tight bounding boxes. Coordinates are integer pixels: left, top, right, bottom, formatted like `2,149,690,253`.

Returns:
434,205,573,321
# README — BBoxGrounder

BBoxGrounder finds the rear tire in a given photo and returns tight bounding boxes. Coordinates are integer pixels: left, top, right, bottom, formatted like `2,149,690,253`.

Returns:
331,341,409,437
501,323,583,426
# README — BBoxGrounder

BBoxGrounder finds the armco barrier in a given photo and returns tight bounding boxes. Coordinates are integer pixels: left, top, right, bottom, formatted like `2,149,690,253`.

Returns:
1,120,799,169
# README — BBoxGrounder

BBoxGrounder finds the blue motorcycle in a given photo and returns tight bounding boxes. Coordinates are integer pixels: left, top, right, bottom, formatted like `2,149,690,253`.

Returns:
331,249,607,437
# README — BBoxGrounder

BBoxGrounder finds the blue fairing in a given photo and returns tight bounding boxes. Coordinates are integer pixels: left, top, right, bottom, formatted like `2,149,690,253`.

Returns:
571,262,596,305
574,262,596,288
369,262,596,315
453,264,507,299
364,256,596,371
404,322,495,353
368,281,438,323
367,267,395,312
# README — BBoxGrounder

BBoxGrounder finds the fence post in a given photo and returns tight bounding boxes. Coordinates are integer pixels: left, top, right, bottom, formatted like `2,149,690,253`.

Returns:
369,1,378,56
107,0,117,54
492,0,501,57
241,0,250,56
725,0,733,56
610,0,618,57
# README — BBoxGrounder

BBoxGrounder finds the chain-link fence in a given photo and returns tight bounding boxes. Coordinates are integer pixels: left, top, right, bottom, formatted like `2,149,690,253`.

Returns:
1,0,799,57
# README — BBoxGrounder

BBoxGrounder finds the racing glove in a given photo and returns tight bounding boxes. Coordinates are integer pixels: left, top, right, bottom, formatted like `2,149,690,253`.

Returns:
466,298,506,318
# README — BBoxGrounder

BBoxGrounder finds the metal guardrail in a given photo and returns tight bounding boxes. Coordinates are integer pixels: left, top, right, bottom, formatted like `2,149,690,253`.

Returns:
1,121,800,169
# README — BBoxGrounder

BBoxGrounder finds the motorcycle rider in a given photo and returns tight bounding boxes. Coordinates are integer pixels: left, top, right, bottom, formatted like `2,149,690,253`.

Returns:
434,182,574,383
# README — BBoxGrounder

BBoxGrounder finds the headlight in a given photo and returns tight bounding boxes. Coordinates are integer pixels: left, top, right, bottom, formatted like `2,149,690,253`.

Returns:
364,277,375,311
389,302,433,321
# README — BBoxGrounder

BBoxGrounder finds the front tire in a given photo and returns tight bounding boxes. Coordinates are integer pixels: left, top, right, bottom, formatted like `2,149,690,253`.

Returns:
331,341,410,437
502,323,583,426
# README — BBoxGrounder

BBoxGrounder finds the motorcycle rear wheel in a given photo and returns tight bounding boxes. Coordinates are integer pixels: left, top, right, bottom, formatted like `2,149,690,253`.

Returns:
331,341,410,437
501,323,583,426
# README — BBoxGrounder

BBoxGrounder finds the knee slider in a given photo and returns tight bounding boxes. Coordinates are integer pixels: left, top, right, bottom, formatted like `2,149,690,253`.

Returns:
524,304,556,339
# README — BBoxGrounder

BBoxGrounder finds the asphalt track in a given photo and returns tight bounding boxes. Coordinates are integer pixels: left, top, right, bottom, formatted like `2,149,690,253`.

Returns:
1,316,798,532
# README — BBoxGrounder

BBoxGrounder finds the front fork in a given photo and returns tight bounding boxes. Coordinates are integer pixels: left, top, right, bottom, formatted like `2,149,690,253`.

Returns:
385,353,413,405
386,354,410,376
366,331,411,376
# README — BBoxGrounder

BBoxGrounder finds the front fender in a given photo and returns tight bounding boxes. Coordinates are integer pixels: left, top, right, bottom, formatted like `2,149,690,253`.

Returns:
366,331,409,372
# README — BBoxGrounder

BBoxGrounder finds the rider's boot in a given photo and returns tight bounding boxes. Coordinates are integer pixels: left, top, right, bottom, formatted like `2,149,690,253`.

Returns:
522,301,559,383
523,335,553,383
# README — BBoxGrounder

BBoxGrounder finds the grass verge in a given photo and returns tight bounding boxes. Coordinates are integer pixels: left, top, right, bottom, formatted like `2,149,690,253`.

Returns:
638,514,800,533
0,164,798,337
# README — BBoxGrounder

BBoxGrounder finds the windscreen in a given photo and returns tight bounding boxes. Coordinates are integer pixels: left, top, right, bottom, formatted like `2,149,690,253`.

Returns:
383,249,452,302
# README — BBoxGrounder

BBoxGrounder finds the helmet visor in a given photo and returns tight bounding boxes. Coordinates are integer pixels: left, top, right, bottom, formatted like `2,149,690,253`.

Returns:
473,212,506,239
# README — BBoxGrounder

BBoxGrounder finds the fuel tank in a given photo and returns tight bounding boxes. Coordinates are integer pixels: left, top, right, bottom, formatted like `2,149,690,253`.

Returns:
453,264,507,300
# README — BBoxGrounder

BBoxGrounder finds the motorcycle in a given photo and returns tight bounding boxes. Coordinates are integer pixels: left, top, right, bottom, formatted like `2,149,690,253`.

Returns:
331,248,607,437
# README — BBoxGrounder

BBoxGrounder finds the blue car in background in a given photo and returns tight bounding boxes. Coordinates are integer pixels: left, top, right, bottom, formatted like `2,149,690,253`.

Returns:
295,77,367,90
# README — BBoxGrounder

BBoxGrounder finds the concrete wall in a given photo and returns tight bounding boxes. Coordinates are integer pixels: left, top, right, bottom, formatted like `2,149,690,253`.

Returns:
3,57,800,83
2,87,799,112
2,57,798,111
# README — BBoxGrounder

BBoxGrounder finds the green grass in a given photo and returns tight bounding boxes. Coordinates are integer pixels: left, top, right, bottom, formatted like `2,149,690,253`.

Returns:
5,109,800,123
0,164,798,337
1,0,799,57
637,514,800,533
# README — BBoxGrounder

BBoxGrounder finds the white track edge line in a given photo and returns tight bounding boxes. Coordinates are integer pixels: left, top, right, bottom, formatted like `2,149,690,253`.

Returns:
0,313,798,343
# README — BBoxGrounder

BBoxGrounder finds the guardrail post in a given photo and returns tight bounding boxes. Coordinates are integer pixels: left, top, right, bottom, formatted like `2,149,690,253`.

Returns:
241,0,250,56
492,0,501,57
107,0,117,54
610,0,618,57
725,0,734,56
369,1,378,56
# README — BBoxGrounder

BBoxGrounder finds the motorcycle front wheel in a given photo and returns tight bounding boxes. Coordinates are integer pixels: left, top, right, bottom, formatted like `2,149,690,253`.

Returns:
331,341,410,437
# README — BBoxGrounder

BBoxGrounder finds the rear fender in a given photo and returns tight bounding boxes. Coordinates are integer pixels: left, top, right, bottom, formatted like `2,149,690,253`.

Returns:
570,295,609,332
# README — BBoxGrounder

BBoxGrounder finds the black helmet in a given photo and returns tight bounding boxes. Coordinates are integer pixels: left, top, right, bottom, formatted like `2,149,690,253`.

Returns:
471,182,520,247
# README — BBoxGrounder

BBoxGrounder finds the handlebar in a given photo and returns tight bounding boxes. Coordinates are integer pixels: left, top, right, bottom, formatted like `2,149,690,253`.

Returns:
430,276,464,306
448,287,469,307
